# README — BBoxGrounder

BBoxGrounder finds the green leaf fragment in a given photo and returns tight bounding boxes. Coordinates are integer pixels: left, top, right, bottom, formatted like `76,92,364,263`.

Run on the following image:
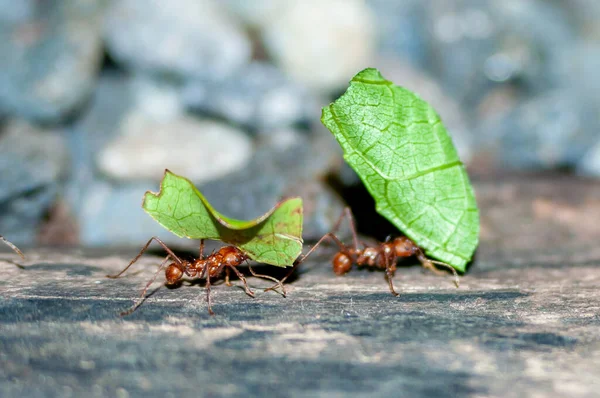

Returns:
143,170,303,267
321,68,479,272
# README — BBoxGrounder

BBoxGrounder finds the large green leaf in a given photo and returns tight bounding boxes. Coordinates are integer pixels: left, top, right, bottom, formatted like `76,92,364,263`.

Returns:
321,68,479,272
143,170,303,267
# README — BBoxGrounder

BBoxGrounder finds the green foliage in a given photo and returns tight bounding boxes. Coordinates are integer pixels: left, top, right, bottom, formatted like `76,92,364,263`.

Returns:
321,68,479,271
143,170,303,267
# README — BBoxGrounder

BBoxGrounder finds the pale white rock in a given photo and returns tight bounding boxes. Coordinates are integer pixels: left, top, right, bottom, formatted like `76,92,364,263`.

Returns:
97,114,254,183
262,0,377,93
104,0,251,80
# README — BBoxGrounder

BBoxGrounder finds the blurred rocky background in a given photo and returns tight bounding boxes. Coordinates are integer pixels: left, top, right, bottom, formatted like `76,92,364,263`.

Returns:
0,0,598,247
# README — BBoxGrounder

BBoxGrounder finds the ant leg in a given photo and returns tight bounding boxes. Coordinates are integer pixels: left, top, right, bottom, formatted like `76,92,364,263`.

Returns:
418,256,447,277
264,206,358,291
248,264,286,297
205,271,215,316
228,265,255,297
120,255,170,316
264,231,347,292
417,251,460,288
264,206,359,293
199,239,205,258
225,267,232,286
0,235,24,260
384,255,399,297
331,207,360,252
107,236,183,278
413,248,447,276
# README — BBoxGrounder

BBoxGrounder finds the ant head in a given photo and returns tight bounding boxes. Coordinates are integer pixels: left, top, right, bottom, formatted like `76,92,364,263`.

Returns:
392,237,417,257
332,252,352,275
165,263,184,284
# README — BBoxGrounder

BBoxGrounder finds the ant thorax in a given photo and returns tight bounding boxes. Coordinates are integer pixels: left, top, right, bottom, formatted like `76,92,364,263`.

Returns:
355,246,382,267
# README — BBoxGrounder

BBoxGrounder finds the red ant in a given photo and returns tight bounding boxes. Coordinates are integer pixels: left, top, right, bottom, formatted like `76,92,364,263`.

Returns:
0,235,24,260
107,237,286,315
268,208,458,295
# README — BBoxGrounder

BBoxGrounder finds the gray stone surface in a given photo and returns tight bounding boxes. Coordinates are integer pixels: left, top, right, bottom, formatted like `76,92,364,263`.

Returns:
0,0,105,123
1,173,600,397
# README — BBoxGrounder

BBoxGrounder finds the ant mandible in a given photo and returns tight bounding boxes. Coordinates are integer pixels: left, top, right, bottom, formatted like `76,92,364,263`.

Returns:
268,208,458,295
0,235,24,260
107,237,286,315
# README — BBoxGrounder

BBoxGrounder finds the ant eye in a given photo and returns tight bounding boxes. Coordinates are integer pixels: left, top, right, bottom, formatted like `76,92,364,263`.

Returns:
165,264,183,284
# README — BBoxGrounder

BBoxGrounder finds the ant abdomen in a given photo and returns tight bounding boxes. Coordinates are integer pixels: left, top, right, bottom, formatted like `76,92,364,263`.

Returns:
165,263,184,284
332,252,352,275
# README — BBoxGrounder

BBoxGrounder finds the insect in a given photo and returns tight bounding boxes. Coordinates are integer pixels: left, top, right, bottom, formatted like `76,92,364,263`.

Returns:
268,208,458,296
0,235,24,259
107,237,286,315
322,68,479,272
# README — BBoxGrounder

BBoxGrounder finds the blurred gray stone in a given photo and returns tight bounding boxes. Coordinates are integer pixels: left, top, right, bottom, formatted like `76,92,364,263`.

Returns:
0,120,68,244
183,62,318,132
104,0,251,80
578,140,600,176
70,180,178,247
222,0,282,27
261,0,377,94
423,0,573,106
0,0,105,123
477,90,595,170
65,72,139,246
66,72,136,195
98,114,254,183
366,0,429,66
559,0,600,40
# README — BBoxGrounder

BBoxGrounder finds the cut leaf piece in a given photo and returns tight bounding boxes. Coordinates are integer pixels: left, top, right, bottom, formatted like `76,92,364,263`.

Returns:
321,68,479,272
143,170,303,267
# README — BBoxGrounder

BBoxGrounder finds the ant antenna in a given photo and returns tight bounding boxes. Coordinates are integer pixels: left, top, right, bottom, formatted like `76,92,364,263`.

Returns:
107,236,183,279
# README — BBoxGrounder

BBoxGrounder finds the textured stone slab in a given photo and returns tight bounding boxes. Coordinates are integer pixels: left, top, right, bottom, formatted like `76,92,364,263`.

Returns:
1,173,599,398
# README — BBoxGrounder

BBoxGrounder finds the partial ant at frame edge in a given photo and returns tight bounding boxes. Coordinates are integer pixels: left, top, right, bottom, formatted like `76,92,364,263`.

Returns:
267,207,459,296
0,235,25,260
